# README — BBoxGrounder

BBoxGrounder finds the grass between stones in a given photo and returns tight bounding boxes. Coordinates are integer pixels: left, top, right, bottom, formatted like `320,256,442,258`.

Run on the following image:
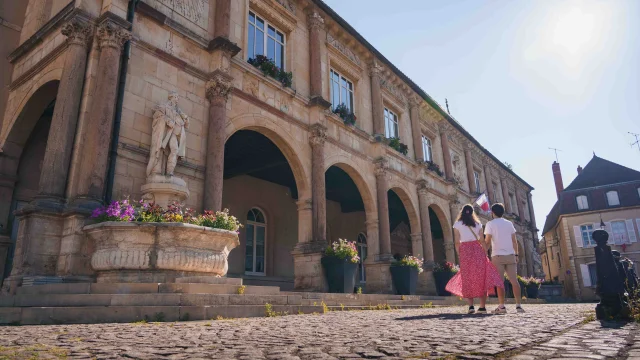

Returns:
0,344,69,359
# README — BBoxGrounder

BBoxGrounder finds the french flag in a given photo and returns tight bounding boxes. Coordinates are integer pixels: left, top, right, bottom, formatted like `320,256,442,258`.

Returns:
474,193,490,213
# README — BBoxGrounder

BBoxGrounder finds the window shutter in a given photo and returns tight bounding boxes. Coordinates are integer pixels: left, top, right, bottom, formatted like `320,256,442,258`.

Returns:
604,222,613,245
573,226,583,248
580,264,591,287
626,219,637,243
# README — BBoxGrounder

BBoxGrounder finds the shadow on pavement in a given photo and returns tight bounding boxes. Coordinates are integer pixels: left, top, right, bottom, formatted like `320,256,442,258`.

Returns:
395,313,495,321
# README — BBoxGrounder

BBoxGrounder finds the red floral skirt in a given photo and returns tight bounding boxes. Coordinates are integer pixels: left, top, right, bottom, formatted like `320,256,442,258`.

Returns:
445,241,504,298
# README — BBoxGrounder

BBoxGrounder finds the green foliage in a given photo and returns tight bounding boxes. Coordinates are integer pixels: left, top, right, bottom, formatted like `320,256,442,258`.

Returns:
324,239,360,263
433,261,459,274
392,255,425,273
333,103,357,125
237,285,246,295
247,55,293,88
421,302,434,308
425,161,444,177
265,303,277,317
386,137,409,155
321,301,329,314
356,287,363,294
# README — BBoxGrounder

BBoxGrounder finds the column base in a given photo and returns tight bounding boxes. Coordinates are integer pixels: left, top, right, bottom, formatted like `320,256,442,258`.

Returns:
291,241,327,292
365,260,393,294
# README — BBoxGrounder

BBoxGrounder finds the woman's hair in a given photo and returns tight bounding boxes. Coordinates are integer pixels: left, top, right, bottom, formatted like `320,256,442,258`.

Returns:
456,204,480,227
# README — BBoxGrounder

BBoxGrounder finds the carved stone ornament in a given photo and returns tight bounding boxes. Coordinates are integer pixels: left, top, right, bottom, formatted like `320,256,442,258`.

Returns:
95,21,131,50
276,0,296,14
205,74,233,102
309,123,327,147
369,61,383,78
61,19,93,47
147,91,190,178
374,157,388,177
327,33,361,67
307,10,324,30
416,179,430,194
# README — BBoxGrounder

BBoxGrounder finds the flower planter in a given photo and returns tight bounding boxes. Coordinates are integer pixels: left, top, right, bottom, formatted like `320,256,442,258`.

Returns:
321,256,358,293
84,222,239,283
390,266,419,295
433,272,454,296
526,284,540,299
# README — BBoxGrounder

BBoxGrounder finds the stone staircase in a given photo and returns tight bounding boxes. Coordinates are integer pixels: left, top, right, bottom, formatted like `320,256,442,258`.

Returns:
0,279,545,325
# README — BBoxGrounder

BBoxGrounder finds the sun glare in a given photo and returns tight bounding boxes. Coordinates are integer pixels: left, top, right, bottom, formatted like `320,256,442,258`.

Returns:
551,6,597,55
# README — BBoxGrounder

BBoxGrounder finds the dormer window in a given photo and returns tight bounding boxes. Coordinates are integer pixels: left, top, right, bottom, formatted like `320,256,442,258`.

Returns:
606,191,620,207
576,195,589,210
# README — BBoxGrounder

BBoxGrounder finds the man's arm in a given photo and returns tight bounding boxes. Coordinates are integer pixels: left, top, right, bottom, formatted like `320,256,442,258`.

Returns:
511,233,518,262
484,222,492,248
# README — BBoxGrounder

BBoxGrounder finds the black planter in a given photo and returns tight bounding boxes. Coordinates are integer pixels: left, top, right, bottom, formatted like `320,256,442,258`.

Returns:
390,266,419,295
504,279,514,298
433,272,454,296
526,284,540,299
321,256,358,293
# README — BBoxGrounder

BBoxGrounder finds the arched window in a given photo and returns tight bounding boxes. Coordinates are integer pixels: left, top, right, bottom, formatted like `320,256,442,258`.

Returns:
606,191,620,206
356,233,367,283
576,195,589,210
245,208,266,275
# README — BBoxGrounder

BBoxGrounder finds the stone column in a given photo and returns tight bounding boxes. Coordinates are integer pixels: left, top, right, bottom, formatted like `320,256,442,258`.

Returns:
374,159,391,258
524,234,534,277
410,99,424,162
416,181,434,264
410,233,423,258
309,124,327,243
439,125,454,180
447,201,459,263
527,192,537,230
515,189,525,219
365,218,380,259
203,72,233,212
464,146,476,194
370,62,384,139
296,199,312,244
72,16,131,209
307,10,325,102
484,163,495,202
213,0,230,39
500,177,511,213
35,18,93,208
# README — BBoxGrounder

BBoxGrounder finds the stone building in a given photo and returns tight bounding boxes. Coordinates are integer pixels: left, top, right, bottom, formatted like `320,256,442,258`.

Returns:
540,156,640,300
0,0,542,294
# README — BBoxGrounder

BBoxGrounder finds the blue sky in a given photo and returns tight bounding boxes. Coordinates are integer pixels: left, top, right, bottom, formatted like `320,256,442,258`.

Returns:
324,0,640,231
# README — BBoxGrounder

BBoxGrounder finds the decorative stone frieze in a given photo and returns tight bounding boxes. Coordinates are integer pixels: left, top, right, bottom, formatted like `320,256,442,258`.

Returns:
95,20,131,50
275,0,296,13
374,157,388,177
309,123,327,147
327,33,361,67
416,179,430,194
61,19,93,47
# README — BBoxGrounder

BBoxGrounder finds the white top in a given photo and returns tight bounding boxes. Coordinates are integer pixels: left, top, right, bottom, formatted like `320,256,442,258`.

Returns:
453,221,483,243
484,218,516,256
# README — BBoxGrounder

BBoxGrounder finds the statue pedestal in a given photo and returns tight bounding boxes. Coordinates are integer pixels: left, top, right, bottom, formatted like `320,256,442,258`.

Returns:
141,174,190,208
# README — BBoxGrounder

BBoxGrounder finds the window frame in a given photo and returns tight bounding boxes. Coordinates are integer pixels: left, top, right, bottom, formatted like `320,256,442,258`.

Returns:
610,220,628,244
329,68,354,113
587,263,597,288
245,208,267,276
580,224,596,247
384,107,399,139
509,193,516,214
421,135,433,162
606,190,620,207
473,171,481,193
247,11,286,70
576,195,589,211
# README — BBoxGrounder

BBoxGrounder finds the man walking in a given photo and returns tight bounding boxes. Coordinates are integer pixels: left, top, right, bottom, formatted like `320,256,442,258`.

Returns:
484,203,525,314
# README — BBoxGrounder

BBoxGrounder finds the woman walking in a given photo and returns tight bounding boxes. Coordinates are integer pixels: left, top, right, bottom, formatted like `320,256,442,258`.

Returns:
446,204,504,314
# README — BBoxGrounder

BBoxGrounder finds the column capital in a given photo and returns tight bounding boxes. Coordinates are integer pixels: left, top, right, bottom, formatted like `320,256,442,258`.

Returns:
307,10,325,31
309,123,327,147
374,157,388,177
95,19,131,50
416,179,430,195
61,18,94,47
205,71,234,103
409,95,423,109
368,60,383,78
437,121,452,135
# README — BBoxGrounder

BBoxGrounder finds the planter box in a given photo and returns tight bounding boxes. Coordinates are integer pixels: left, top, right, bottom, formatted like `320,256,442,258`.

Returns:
538,284,564,300
433,272,454,296
321,256,357,293
84,222,239,283
526,284,540,299
390,266,418,295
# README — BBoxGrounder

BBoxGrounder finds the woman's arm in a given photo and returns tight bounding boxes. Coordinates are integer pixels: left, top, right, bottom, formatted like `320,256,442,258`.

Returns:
453,228,460,260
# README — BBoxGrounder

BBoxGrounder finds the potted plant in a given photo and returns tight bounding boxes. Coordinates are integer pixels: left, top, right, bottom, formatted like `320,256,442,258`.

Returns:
425,161,444,177
321,239,360,293
433,261,459,296
391,255,424,295
525,277,542,299
333,103,357,126
386,137,409,155
247,55,293,88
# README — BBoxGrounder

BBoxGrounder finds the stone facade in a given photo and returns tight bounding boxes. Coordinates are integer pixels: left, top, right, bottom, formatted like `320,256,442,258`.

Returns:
0,0,541,294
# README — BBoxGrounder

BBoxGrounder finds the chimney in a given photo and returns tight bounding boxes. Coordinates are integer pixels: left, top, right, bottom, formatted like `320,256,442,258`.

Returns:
552,161,564,199
577,166,583,175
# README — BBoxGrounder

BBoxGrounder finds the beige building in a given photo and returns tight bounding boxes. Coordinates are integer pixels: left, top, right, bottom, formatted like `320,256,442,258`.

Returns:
0,0,542,294
541,156,640,300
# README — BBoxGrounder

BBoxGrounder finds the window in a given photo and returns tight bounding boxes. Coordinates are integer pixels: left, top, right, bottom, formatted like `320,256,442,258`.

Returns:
248,12,285,69
576,195,589,210
509,193,516,213
637,188,640,198
473,171,481,193
384,107,399,138
422,136,433,162
588,264,597,287
606,191,620,206
330,69,354,113
611,221,627,244
492,182,499,202
245,208,266,275
580,224,595,247
356,233,367,283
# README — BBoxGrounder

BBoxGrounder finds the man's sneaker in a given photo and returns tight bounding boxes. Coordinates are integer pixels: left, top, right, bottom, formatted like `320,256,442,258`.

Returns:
477,307,487,314
468,306,475,314
493,306,507,314
515,305,525,313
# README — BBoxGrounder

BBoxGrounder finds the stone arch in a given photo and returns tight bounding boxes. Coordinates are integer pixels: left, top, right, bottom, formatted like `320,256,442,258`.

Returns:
226,114,309,199
428,202,454,263
1,68,62,151
387,182,420,235
324,154,376,222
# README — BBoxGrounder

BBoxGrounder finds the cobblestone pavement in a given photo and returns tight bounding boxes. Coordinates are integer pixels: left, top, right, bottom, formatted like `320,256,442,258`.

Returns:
0,304,637,359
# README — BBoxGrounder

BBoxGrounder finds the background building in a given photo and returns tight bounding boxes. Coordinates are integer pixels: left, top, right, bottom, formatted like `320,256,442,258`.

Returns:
541,155,640,300
0,0,542,293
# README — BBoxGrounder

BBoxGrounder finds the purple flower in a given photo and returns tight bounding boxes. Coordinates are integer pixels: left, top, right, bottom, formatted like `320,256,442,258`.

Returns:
91,207,105,218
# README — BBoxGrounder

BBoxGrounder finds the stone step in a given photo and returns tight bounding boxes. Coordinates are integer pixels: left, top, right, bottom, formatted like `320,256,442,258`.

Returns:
0,305,323,325
15,282,281,296
0,294,301,307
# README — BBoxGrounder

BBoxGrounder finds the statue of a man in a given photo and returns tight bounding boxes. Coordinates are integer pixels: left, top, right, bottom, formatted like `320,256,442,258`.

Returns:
147,91,189,177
